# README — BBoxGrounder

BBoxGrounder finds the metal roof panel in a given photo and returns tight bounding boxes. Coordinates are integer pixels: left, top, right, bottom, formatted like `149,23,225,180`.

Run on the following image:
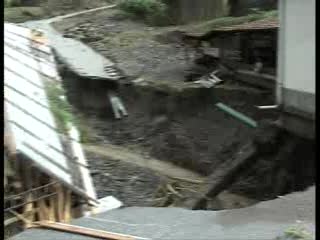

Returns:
4,23,96,201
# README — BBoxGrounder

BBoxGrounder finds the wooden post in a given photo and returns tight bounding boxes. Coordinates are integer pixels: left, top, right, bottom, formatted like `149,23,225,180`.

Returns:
54,183,64,222
64,189,72,223
22,165,35,228
48,196,56,222
38,199,49,221
23,194,34,228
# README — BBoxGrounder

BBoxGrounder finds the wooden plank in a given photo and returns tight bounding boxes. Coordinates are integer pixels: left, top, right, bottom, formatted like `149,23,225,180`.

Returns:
237,69,276,81
9,210,33,227
63,189,72,223
33,221,145,240
4,216,19,227
235,69,276,89
5,209,38,227
192,142,257,210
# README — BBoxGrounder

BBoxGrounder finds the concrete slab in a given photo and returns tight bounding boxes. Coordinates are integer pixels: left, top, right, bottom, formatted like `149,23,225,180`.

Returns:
11,186,315,240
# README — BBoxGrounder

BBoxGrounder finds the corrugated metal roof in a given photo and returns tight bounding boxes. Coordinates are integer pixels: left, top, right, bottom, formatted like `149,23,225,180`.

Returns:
211,18,278,32
186,17,278,39
22,21,123,81
4,23,96,202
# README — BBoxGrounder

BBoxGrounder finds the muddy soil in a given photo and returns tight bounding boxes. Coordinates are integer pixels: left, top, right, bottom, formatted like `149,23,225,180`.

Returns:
78,81,314,204
84,147,259,210
85,150,164,206
230,133,315,201
81,82,276,175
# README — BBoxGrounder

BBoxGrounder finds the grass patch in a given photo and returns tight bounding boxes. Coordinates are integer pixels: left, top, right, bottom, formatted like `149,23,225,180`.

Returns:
4,7,45,23
185,10,278,35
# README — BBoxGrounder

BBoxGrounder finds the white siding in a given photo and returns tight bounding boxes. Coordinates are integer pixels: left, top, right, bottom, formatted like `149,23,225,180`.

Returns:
278,0,315,94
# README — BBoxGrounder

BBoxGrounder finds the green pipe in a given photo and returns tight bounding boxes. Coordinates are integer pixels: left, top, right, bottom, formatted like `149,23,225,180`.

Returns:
215,102,258,128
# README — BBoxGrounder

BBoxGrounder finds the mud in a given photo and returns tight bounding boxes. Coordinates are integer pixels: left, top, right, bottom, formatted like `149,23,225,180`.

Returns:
230,132,315,200
85,150,165,207
82,82,276,175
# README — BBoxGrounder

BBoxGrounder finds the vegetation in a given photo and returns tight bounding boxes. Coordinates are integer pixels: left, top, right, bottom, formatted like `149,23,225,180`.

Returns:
45,81,93,143
276,225,313,240
45,81,74,134
118,0,171,25
284,225,313,240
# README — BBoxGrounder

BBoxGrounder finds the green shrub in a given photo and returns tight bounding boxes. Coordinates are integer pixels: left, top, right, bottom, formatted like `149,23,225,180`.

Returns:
118,0,170,25
45,81,74,133
44,81,95,143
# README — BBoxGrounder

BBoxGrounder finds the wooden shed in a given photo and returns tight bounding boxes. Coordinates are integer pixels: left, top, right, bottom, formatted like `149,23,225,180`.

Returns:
4,23,97,228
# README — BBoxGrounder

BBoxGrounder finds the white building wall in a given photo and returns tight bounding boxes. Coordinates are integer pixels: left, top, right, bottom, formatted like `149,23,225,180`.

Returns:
277,0,315,139
278,0,315,96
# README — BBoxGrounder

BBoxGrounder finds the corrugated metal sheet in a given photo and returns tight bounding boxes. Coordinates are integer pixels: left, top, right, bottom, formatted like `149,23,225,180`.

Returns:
4,23,96,201
187,17,278,38
22,21,122,81
212,18,278,32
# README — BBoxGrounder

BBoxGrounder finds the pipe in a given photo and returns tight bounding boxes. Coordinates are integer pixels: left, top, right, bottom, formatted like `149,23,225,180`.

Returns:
256,105,279,110
215,102,258,128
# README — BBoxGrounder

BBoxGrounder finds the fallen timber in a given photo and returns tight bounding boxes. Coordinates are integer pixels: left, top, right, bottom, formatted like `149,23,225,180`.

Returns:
184,121,293,210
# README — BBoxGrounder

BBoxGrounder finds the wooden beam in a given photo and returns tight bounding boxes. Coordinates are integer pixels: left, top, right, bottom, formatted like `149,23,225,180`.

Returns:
32,221,146,240
192,142,257,210
235,69,275,89
5,209,38,227
4,216,19,227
